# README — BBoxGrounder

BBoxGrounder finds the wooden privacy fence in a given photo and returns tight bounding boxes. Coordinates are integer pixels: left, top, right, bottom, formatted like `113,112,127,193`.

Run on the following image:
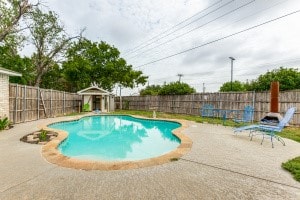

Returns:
9,84,82,124
116,90,300,125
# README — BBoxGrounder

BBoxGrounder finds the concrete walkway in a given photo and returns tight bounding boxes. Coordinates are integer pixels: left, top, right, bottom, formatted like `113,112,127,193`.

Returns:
0,116,300,200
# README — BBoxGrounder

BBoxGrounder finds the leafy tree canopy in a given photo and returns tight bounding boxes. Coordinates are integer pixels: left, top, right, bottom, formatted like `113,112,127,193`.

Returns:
158,82,195,95
219,67,300,92
140,85,162,96
40,63,67,91
0,45,35,85
0,0,32,43
28,8,81,87
63,38,147,92
219,80,246,92
247,67,300,91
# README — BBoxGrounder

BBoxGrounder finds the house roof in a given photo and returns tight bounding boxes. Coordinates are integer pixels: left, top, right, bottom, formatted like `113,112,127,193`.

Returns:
0,67,22,77
77,86,114,95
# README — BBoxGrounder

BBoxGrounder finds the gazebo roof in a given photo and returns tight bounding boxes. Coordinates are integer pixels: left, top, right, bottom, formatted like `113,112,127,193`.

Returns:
77,86,114,95
0,67,22,77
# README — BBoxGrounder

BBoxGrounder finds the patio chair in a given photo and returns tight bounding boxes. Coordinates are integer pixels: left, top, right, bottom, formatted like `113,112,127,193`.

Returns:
234,107,296,148
233,105,254,123
200,104,214,117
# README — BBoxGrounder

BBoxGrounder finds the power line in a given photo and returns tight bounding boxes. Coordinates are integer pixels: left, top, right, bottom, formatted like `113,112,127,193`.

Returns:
129,0,289,64
129,0,254,60
146,57,300,83
135,9,300,69
123,0,223,55
127,0,234,56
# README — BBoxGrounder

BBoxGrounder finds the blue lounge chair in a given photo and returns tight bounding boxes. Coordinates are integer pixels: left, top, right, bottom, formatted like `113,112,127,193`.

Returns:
233,105,254,123
234,107,296,148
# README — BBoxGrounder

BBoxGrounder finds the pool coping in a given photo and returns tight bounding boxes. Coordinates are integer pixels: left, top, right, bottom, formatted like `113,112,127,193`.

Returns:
39,114,193,170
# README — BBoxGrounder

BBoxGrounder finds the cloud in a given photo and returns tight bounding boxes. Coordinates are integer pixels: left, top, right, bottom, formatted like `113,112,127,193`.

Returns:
41,0,300,94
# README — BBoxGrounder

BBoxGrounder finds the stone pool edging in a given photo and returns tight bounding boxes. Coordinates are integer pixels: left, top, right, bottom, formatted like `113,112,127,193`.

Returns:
39,114,193,170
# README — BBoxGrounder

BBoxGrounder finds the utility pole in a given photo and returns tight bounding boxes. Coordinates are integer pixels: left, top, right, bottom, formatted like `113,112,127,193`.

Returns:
203,83,205,93
229,57,235,91
177,74,183,82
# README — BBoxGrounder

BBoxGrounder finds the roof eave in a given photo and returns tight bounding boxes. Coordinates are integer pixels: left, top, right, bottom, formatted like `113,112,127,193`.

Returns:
0,69,22,77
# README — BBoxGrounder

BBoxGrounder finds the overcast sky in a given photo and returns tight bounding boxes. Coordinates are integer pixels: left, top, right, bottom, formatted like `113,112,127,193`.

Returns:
41,0,300,95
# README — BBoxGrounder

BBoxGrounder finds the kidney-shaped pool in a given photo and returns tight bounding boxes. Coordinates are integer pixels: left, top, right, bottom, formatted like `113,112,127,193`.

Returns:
48,115,181,161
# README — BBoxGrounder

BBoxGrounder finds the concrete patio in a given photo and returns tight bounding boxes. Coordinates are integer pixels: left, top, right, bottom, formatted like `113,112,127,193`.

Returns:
0,115,300,199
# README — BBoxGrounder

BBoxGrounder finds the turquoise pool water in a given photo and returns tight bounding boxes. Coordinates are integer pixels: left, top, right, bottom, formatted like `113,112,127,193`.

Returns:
48,115,181,161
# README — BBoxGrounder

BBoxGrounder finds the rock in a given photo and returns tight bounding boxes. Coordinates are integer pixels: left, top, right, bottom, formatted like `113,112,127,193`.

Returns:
27,140,39,144
47,131,57,136
27,135,34,140
32,132,41,136
49,136,56,140
27,135,39,142
38,142,47,145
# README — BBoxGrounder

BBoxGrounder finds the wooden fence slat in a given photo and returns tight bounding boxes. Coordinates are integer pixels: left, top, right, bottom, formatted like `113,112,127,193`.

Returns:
117,91,300,125
9,84,82,124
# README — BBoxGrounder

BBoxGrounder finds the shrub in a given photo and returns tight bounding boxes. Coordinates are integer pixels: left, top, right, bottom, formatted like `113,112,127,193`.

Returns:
159,82,195,95
0,117,9,131
83,103,90,112
39,130,48,141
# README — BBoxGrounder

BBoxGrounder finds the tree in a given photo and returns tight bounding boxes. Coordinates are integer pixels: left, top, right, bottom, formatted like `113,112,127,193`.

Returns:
28,8,81,87
63,38,147,92
219,80,246,92
40,63,67,90
246,67,300,91
140,85,162,96
158,82,195,95
0,45,35,84
0,0,32,42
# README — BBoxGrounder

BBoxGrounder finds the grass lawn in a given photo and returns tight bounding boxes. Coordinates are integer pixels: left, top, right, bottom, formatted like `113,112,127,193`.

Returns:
113,109,247,127
113,109,300,182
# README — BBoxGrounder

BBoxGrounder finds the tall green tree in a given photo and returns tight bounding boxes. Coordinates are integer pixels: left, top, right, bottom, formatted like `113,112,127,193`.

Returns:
63,38,147,92
140,85,162,96
247,67,300,91
158,82,195,95
0,45,35,84
0,0,32,42
219,80,246,92
40,63,68,90
28,8,81,87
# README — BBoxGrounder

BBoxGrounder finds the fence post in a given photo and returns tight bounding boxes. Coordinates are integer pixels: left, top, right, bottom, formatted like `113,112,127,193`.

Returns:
14,84,18,123
63,92,66,115
72,94,75,113
23,85,26,122
50,89,53,117
218,92,221,109
252,91,256,122
37,87,40,120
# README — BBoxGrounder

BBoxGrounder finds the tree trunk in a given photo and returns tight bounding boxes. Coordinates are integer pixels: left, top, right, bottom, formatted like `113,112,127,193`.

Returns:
34,72,43,87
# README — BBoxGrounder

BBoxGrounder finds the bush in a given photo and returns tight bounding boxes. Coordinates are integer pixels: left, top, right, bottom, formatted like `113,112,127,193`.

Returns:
140,85,162,96
82,103,90,112
0,117,9,131
39,130,48,141
159,82,195,95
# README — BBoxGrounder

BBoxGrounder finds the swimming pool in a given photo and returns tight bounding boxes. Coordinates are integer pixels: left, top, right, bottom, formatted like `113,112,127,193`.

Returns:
48,115,181,161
